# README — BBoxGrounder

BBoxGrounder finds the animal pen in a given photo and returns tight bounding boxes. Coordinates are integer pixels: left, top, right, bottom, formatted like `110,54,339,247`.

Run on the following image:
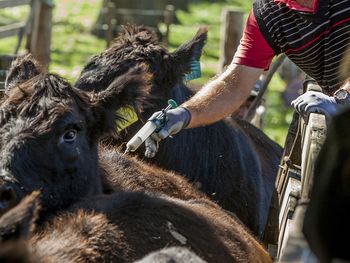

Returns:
0,1,333,262
0,0,52,90
95,0,176,46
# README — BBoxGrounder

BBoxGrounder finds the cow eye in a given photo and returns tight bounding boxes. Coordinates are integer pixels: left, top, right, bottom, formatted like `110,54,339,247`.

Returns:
62,129,77,142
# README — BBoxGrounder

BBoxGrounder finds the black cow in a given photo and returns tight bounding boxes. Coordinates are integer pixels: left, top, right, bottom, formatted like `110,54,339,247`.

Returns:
0,54,213,220
75,25,282,237
0,55,272,262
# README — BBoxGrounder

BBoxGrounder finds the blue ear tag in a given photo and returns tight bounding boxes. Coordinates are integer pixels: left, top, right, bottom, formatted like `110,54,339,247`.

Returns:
183,60,201,81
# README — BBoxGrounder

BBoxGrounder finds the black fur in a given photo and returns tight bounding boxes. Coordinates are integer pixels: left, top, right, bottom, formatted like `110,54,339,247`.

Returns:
75,25,282,237
0,55,272,263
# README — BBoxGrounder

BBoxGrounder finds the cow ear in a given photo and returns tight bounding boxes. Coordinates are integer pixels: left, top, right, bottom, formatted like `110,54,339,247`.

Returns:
5,54,43,92
89,64,151,137
0,191,41,241
171,26,208,76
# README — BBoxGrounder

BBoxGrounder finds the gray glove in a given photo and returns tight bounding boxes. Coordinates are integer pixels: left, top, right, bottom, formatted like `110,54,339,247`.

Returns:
145,107,191,158
291,91,338,119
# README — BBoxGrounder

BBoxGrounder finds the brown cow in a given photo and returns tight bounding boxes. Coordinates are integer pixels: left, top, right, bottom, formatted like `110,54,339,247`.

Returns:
0,192,272,263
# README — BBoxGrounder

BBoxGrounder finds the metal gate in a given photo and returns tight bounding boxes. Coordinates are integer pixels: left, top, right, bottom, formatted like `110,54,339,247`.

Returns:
275,82,327,262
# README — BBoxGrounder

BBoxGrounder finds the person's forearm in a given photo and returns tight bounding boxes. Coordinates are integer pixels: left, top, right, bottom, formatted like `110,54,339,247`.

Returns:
182,64,263,128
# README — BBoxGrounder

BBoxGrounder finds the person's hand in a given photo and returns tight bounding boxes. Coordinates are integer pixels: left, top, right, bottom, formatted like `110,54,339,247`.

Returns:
144,107,191,158
291,91,337,119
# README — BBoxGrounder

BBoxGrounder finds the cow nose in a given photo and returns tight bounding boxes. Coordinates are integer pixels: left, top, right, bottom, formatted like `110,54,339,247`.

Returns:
0,184,18,215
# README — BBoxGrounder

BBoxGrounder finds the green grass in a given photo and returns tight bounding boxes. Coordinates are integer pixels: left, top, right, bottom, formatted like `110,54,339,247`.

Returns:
50,0,106,81
264,74,293,145
0,0,106,82
0,5,30,55
0,0,290,145
169,1,252,82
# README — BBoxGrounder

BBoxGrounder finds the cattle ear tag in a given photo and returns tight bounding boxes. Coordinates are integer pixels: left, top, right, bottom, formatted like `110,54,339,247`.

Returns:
115,106,139,132
183,60,201,81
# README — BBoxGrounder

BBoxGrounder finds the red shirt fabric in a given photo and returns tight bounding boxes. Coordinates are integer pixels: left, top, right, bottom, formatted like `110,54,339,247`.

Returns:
274,0,318,13
232,0,318,69
232,10,275,70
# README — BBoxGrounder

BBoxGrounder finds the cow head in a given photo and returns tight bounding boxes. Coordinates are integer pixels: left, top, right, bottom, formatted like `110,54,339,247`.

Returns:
0,54,150,219
75,25,207,123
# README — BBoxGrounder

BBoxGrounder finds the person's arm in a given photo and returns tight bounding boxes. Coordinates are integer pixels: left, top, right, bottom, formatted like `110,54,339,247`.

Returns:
183,63,263,128
182,9,274,127
144,9,275,158
144,64,262,158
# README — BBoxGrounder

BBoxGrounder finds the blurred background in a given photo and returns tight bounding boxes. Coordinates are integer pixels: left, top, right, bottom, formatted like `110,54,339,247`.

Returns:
0,0,297,145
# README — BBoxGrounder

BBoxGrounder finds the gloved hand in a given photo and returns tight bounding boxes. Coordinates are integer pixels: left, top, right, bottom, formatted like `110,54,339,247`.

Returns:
291,91,338,119
144,107,191,158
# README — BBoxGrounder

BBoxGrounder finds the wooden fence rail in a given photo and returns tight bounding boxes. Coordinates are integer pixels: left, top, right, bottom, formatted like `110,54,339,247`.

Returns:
0,0,30,9
0,21,26,39
0,0,52,90
0,0,52,74
104,0,175,47
276,82,327,262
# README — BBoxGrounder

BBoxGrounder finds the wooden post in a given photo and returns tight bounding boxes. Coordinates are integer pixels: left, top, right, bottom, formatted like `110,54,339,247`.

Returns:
105,0,116,47
219,7,244,70
163,5,175,46
29,0,52,70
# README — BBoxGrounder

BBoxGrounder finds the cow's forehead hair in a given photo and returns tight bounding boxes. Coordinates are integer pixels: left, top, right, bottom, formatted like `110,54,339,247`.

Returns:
0,106,71,138
113,25,159,47
106,25,168,63
4,73,78,105
0,73,89,135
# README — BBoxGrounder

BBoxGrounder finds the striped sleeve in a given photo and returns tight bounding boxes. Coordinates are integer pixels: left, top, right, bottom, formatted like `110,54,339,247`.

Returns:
232,10,276,70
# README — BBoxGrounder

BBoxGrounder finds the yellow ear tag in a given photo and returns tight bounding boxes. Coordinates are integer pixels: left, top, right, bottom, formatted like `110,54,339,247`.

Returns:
115,106,139,132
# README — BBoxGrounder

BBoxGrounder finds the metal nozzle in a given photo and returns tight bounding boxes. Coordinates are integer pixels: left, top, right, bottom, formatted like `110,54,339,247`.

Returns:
124,147,131,155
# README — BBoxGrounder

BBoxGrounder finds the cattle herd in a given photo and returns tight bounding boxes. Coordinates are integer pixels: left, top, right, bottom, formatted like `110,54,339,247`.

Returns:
0,25,349,263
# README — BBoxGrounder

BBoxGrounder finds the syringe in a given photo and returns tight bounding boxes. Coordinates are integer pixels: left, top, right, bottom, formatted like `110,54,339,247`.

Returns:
124,99,178,154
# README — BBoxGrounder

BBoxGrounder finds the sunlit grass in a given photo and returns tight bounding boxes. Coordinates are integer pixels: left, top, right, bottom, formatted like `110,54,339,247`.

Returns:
50,0,105,81
265,75,293,145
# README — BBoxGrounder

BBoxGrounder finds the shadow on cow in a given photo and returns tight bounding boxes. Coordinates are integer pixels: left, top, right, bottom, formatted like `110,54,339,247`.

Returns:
0,55,272,262
75,25,283,238
0,190,273,262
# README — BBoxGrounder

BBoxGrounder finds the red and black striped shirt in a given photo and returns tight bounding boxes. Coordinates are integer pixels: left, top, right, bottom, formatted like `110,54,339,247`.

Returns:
253,0,350,94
